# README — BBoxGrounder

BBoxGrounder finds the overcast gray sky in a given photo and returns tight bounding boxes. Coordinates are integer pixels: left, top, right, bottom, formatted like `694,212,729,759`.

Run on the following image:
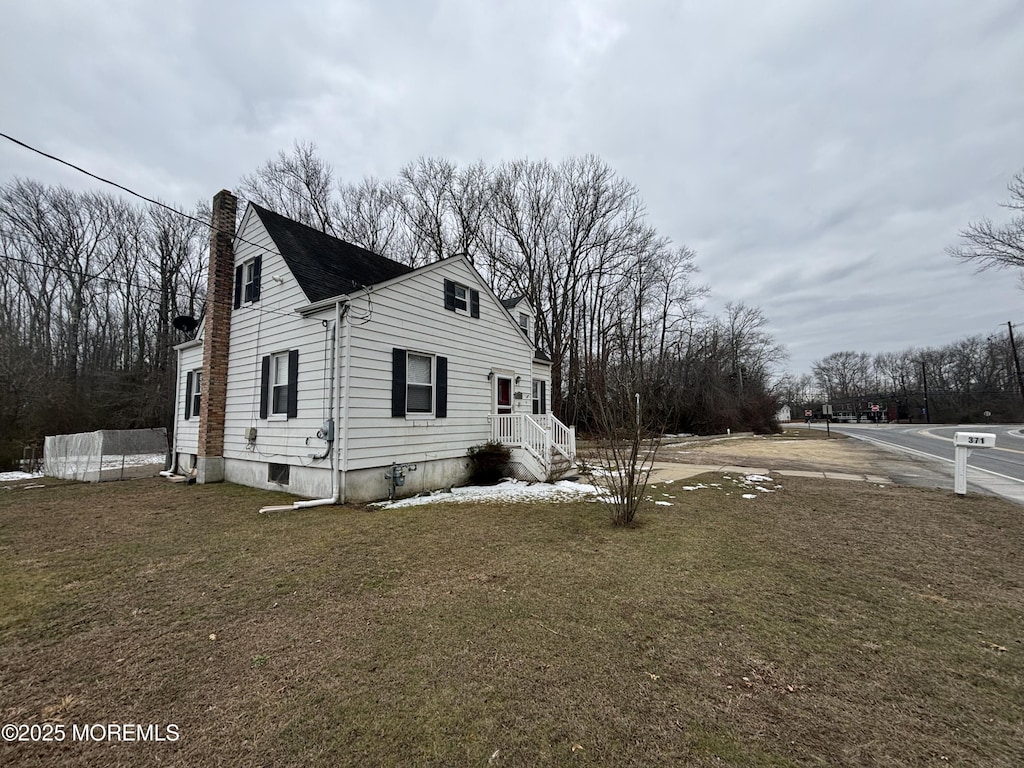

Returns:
2,0,1022,375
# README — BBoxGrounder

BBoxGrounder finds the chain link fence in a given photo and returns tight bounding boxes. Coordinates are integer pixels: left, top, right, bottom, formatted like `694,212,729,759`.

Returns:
44,428,169,482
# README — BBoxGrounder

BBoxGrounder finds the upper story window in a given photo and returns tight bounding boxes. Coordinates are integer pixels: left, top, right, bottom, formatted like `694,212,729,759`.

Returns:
234,255,262,308
444,279,479,318
518,312,530,340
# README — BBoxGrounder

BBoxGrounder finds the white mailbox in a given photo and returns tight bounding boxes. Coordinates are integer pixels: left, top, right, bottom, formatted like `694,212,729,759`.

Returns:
953,432,996,448
952,431,996,496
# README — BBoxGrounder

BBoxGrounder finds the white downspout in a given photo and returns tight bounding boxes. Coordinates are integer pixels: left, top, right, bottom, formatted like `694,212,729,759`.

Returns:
163,346,183,477
260,302,348,513
339,297,353,503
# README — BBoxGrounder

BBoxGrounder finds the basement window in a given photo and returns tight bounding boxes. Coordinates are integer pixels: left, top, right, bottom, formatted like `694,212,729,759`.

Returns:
268,462,290,485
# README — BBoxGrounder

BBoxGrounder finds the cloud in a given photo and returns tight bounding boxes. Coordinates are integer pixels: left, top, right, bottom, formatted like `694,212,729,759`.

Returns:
1,0,1022,375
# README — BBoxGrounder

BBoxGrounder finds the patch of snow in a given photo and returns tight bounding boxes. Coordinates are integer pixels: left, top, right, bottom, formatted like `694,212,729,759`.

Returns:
372,478,605,509
654,501,673,507
741,494,758,499
0,470,43,482
744,474,772,483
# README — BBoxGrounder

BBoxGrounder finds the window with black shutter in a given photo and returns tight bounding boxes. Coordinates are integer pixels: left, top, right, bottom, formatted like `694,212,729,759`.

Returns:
259,350,298,419
392,348,447,418
443,279,479,318
236,256,262,307
532,380,547,415
191,370,203,418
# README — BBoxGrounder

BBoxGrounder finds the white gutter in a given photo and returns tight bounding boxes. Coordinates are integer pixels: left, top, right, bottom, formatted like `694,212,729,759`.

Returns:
260,301,348,513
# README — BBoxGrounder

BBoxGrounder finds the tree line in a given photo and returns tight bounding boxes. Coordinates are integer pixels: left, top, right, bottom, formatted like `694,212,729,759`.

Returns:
0,145,787,469
0,179,209,467
776,330,1024,422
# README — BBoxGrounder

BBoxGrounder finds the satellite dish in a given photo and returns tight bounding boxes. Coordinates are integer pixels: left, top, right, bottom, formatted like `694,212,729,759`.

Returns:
172,315,198,334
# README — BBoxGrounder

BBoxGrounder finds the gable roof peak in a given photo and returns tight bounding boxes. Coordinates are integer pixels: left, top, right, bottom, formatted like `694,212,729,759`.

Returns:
249,202,413,303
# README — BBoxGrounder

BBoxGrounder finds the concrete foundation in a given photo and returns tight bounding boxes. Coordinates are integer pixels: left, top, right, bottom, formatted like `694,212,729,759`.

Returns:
201,455,475,504
195,456,224,484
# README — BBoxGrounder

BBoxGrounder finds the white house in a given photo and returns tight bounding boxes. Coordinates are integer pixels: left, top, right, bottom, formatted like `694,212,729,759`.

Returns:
171,191,574,505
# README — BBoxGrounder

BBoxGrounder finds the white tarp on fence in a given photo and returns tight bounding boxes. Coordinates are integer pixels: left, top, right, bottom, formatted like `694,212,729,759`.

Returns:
44,428,169,482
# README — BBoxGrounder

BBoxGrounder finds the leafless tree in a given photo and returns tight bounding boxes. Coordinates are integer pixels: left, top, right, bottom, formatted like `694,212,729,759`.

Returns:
948,169,1024,277
239,140,340,234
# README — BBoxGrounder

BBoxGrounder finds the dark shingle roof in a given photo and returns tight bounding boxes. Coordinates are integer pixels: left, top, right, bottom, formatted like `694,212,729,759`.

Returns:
251,203,413,303
501,296,526,310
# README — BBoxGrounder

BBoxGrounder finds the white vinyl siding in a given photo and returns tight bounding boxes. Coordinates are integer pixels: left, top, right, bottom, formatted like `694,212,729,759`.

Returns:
342,258,540,471
218,208,331,467
174,343,203,454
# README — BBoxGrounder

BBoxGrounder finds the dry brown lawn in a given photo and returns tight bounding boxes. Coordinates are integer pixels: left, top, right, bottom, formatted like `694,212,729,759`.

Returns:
1,469,1022,766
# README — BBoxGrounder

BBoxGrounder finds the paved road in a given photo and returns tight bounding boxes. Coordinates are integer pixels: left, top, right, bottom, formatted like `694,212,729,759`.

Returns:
800,421,1024,504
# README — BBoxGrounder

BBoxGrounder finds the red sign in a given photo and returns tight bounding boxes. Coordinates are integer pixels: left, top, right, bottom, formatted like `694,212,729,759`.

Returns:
804,409,813,417
871,404,880,412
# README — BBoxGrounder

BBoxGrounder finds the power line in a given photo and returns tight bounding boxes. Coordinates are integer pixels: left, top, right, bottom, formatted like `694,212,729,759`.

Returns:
1,130,217,233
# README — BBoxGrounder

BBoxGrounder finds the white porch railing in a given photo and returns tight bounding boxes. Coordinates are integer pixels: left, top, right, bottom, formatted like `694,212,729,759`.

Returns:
533,414,576,461
489,413,576,481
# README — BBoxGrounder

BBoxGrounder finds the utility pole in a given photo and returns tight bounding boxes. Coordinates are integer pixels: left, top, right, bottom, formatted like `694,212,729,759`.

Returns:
920,360,930,423
1008,321,1024,409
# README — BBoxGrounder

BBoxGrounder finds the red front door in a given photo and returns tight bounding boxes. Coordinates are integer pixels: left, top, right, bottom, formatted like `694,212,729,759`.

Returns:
496,377,513,415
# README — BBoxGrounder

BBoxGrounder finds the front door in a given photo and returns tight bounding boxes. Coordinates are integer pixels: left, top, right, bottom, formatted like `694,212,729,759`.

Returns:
495,376,513,415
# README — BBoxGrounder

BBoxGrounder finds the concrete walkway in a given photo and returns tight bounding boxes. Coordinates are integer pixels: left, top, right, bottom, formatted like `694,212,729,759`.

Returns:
648,462,891,485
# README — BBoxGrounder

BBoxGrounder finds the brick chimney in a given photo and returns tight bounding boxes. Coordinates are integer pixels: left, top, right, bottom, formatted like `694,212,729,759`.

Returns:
196,189,237,483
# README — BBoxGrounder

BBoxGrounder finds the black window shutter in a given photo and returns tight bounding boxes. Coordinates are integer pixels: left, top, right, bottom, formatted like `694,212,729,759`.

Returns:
251,255,262,302
286,349,299,418
185,371,194,420
234,265,243,309
259,356,271,418
470,289,480,318
541,381,547,414
443,279,456,311
391,348,406,417
435,356,448,418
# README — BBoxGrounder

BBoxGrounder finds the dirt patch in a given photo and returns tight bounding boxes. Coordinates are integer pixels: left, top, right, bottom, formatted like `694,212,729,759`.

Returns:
660,432,887,472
